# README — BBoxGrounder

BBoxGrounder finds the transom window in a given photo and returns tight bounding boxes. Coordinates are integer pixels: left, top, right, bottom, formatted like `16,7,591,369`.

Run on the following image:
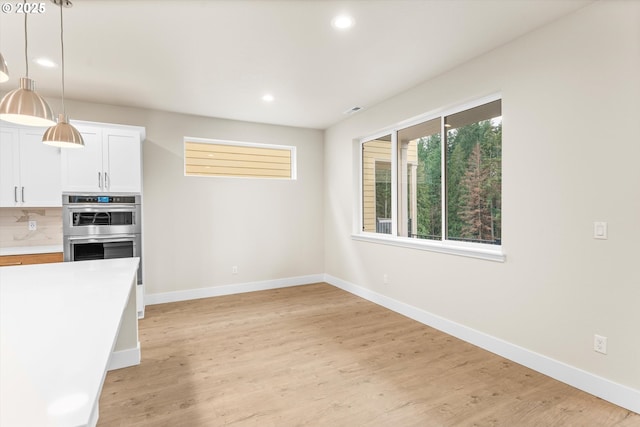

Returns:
360,97,502,255
184,137,296,179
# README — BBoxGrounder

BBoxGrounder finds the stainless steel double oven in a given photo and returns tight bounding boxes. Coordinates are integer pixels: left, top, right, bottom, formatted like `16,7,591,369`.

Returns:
62,194,142,285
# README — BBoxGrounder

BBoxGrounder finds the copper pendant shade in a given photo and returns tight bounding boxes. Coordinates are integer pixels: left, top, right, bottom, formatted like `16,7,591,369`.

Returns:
0,77,56,126
42,113,84,148
0,1,55,127
42,0,84,148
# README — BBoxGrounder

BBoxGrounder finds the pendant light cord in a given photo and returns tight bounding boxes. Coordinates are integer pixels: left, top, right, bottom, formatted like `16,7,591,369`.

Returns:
59,0,66,115
23,0,28,77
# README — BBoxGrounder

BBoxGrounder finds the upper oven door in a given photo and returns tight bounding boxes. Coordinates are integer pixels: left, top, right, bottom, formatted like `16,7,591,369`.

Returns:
63,205,141,236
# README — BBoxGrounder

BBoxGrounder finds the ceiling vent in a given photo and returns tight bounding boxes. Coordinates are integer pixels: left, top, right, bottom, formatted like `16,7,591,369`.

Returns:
343,106,364,115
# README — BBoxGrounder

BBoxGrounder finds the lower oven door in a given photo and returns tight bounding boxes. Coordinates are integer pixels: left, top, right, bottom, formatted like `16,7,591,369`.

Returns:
64,234,142,284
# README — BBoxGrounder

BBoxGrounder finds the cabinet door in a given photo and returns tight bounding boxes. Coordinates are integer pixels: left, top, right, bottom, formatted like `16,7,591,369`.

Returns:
19,129,62,207
0,127,20,207
104,129,141,193
61,126,104,192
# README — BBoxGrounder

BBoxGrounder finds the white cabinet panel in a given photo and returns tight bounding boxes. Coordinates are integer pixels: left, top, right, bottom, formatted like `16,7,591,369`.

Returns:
61,126,103,193
0,127,20,206
0,125,62,207
61,123,143,194
104,130,141,193
18,129,62,206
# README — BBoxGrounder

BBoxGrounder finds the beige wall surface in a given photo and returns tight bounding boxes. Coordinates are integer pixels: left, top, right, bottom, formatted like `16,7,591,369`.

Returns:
324,1,640,391
55,100,324,295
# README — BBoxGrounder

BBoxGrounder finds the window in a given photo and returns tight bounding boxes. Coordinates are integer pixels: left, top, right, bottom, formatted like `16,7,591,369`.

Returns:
359,97,502,259
184,137,296,179
362,135,392,234
397,117,441,240
445,100,502,244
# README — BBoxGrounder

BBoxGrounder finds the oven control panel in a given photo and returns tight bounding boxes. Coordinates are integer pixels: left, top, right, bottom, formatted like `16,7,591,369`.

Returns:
65,195,138,204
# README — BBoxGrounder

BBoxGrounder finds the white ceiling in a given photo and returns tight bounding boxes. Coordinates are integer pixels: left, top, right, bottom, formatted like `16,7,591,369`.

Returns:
0,0,591,130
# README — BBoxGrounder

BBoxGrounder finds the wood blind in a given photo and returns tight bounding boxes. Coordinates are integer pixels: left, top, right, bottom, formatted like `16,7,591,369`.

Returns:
185,141,292,179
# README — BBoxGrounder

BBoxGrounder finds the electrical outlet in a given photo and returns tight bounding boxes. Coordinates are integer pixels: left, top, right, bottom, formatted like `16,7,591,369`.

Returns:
28,220,37,231
232,266,238,275
594,334,607,354
593,221,607,239
383,274,389,285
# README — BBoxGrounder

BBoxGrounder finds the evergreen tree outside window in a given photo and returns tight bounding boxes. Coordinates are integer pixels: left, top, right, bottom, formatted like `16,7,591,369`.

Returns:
360,97,502,250
397,118,441,241
445,100,501,244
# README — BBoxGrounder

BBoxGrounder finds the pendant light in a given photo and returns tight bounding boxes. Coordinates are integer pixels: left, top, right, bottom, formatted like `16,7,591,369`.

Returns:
0,1,55,126
0,53,8,83
42,0,84,148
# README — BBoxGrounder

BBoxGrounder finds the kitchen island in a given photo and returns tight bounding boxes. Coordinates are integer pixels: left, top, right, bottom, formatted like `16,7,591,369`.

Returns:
0,258,140,427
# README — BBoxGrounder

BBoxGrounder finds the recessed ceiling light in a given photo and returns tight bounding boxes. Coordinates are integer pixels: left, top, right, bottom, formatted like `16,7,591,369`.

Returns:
262,94,274,102
332,14,354,30
34,57,57,68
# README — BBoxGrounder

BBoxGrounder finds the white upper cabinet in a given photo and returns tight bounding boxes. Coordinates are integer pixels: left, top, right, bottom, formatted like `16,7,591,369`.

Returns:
0,125,62,207
61,122,144,193
19,129,63,205
0,127,19,206
60,125,103,193
103,128,142,193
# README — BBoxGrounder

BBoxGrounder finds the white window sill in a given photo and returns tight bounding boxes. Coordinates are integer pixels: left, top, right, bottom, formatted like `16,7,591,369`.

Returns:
351,233,506,262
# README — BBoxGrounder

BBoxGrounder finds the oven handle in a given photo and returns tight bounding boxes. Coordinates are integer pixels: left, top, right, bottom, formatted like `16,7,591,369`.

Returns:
66,207,137,214
67,235,138,244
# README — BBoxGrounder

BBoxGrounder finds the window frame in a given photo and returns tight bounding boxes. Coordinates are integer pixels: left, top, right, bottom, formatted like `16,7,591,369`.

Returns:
354,94,505,262
184,136,297,180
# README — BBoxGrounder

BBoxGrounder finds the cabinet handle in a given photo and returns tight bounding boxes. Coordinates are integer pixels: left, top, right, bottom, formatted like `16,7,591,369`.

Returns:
14,186,18,203
105,172,109,190
21,187,25,203
98,172,102,190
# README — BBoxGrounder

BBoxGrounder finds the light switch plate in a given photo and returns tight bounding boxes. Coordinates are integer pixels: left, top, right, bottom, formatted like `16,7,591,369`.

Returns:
593,221,607,240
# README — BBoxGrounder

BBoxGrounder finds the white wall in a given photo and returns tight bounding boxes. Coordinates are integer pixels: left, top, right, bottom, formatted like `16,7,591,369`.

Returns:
59,101,325,295
324,0,640,394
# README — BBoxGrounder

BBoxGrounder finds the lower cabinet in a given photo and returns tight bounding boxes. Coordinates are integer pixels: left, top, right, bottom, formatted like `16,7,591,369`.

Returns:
0,252,63,267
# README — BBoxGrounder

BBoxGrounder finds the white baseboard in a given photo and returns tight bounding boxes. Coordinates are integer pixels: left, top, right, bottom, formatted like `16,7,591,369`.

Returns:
324,274,640,415
145,274,325,306
108,342,141,371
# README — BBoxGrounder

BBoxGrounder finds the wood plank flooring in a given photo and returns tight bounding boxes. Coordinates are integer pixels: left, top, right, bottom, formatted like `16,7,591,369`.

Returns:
98,283,639,426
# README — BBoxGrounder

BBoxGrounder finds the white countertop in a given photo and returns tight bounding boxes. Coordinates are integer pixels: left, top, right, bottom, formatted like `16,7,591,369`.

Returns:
0,245,64,256
0,258,140,427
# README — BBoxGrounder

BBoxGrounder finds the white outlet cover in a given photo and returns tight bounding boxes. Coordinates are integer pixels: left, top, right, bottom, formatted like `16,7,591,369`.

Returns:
28,220,37,231
593,221,607,239
594,334,607,354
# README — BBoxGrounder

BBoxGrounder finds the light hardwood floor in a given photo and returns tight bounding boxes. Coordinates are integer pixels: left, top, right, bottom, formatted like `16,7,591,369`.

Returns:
98,283,639,426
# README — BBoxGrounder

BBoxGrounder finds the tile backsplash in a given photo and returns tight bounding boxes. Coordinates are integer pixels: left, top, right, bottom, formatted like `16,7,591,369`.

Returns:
0,207,63,249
